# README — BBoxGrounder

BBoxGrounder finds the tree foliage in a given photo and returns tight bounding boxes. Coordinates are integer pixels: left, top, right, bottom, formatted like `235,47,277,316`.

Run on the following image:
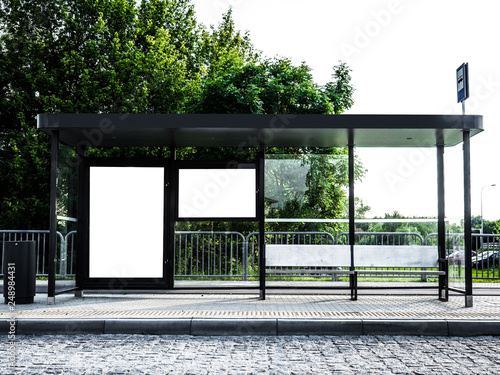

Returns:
362,211,438,239
192,58,352,115
472,216,500,235
0,0,357,230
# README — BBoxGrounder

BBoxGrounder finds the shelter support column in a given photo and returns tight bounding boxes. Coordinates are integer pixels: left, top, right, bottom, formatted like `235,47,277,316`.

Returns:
258,147,266,300
75,144,88,297
348,130,357,300
166,148,176,289
436,135,448,301
47,130,59,305
463,130,473,307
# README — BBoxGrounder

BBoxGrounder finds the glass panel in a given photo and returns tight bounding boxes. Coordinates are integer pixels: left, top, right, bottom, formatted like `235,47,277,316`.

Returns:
444,144,465,291
355,147,438,283
173,221,259,287
355,148,437,221
89,167,164,278
264,152,348,285
265,153,349,232
178,168,256,219
55,143,78,292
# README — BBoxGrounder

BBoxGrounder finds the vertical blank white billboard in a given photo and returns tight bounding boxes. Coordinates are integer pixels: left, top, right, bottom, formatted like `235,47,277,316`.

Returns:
178,168,256,218
89,167,164,278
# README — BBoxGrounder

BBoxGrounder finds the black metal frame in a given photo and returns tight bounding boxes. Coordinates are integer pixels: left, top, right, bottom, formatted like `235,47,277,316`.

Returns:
166,153,175,289
258,147,266,299
65,145,455,298
170,157,265,296
78,157,169,290
47,130,59,303
463,130,473,307
41,114,482,306
73,155,266,292
348,130,357,300
436,134,449,301
174,160,259,222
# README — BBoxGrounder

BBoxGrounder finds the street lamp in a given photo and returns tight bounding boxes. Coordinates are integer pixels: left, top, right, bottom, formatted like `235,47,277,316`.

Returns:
480,184,496,234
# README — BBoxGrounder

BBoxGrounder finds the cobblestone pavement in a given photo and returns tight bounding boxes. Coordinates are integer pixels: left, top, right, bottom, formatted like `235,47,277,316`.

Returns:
2,334,500,374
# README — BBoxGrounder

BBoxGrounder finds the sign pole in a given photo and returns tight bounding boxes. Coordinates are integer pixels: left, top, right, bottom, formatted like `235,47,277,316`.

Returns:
457,62,473,307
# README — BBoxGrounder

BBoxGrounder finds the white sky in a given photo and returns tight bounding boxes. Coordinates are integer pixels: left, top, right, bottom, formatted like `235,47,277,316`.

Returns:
190,0,500,221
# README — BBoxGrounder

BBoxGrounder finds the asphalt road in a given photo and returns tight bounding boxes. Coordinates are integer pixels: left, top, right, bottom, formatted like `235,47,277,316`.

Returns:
2,334,500,374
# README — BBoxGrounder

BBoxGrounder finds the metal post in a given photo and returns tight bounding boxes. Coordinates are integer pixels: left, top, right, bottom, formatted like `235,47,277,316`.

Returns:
48,130,59,305
242,238,248,281
436,135,448,301
463,130,473,307
76,145,87,296
258,146,266,300
348,130,357,300
166,148,176,289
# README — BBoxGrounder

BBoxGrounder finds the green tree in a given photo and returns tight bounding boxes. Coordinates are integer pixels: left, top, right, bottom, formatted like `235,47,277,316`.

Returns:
485,220,500,235
192,58,352,115
264,150,356,235
0,0,199,228
0,0,357,233
366,211,438,240
187,57,359,235
472,216,500,234
196,8,259,80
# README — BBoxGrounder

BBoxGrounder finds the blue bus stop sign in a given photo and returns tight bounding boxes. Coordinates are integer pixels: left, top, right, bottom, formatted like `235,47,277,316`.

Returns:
457,63,469,103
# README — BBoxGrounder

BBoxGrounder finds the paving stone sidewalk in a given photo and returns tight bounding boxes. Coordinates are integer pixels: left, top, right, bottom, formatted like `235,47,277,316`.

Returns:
2,291,500,319
2,283,499,336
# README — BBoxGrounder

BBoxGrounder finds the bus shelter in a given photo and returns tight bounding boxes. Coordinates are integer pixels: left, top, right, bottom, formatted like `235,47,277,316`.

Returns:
37,113,483,306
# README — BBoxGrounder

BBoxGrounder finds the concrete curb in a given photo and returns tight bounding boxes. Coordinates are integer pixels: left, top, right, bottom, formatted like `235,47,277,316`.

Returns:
191,319,277,336
104,319,192,335
447,320,500,337
363,320,449,336
6,318,500,337
16,319,105,335
278,319,363,336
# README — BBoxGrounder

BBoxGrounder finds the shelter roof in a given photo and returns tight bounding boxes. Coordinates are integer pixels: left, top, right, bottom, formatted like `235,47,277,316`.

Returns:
37,113,483,148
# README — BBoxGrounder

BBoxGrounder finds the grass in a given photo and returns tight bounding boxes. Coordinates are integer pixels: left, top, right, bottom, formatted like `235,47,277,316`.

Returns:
7,267,493,283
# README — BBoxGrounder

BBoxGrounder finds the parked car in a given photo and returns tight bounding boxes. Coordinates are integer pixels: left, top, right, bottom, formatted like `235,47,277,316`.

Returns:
447,250,476,262
471,251,500,269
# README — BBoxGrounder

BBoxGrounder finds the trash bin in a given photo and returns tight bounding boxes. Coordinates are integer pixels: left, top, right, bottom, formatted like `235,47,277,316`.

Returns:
3,241,36,304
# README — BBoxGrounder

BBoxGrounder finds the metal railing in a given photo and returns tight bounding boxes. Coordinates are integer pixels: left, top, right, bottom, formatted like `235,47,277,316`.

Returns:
65,231,78,277
0,230,64,278
472,234,499,280
174,231,247,279
2,230,499,281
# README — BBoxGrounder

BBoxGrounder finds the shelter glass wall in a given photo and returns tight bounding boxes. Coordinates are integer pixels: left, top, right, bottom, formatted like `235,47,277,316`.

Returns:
55,143,79,292
354,147,439,282
173,221,259,283
264,152,349,283
174,157,260,286
444,144,466,291
265,153,349,229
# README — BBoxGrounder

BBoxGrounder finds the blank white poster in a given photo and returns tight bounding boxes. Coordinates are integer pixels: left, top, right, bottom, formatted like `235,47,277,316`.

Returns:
89,167,164,278
178,168,256,218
